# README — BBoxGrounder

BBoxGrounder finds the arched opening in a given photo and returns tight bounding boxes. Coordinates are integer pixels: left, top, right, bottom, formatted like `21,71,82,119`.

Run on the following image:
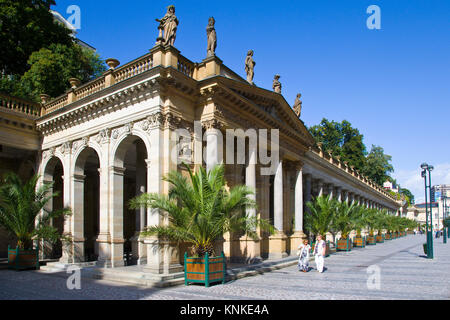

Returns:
74,147,100,262
43,157,64,259
114,135,148,266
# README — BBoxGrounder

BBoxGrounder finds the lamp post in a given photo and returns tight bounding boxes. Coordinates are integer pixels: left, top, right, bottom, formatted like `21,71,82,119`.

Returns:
443,195,448,244
421,163,434,259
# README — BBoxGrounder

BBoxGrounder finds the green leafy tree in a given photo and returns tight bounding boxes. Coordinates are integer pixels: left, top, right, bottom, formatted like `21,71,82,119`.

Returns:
19,44,106,101
0,172,71,250
0,0,73,76
362,145,394,186
399,188,414,205
309,119,367,172
130,164,273,257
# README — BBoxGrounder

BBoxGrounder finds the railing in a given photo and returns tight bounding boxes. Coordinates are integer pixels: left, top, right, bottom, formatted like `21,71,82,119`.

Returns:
311,145,397,202
44,94,68,115
114,53,153,84
177,55,194,78
0,93,41,117
75,76,106,100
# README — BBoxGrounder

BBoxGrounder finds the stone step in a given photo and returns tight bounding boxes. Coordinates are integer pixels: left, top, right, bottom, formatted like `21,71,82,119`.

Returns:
92,269,185,288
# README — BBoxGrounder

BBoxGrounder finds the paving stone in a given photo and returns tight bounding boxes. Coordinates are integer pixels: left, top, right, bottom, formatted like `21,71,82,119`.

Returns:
0,235,448,300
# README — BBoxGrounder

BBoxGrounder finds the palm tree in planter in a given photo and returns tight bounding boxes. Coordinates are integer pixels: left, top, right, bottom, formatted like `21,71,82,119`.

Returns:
365,208,379,245
374,210,388,243
305,195,337,256
0,173,71,270
352,205,368,248
384,214,397,240
129,164,274,287
333,201,357,251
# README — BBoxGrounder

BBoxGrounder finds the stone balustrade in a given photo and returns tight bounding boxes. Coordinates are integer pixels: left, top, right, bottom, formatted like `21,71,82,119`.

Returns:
0,93,41,117
114,53,153,84
311,143,398,202
74,76,106,100
177,55,195,78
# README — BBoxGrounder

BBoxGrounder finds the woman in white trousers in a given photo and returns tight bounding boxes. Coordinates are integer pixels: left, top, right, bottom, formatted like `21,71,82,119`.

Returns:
314,234,326,273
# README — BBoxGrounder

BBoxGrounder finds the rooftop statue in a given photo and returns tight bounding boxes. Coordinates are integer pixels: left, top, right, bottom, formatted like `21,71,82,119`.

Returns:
206,17,217,57
156,5,179,46
273,74,281,93
245,50,255,85
293,93,302,117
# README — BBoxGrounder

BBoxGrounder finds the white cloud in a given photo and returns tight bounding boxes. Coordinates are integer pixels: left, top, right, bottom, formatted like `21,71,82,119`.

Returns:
394,163,450,204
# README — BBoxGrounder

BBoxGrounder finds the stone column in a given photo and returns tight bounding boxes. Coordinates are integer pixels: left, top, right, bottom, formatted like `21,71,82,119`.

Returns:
109,166,125,268
144,122,182,274
269,160,287,259
96,167,112,267
59,168,72,263
336,187,342,202
328,184,334,199
205,123,223,172
290,162,306,252
317,179,323,197
305,174,312,207
240,141,261,263
71,174,85,263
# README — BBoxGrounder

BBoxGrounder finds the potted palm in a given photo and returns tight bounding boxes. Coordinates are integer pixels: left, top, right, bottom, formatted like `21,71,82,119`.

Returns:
384,215,396,240
305,195,336,257
352,205,367,248
375,210,388,243
333,201,357,252
365,209,378,245
0,173,71,270
130,164,273,287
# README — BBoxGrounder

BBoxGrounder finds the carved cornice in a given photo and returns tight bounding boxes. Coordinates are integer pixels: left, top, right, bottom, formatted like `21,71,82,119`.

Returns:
36,78,159,136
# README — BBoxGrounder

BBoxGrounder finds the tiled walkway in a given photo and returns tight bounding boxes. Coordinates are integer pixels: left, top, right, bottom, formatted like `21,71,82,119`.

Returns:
0,234,448,300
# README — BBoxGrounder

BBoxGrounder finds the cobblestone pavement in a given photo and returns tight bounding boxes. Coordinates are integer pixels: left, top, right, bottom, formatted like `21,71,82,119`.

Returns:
0,234,449,300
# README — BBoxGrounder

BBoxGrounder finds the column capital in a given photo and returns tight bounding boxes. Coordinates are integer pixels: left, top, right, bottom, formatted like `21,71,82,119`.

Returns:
109,166,126,175
71,174,86,182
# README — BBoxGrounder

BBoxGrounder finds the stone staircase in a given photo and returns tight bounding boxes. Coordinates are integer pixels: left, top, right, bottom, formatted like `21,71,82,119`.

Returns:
92,267,185,288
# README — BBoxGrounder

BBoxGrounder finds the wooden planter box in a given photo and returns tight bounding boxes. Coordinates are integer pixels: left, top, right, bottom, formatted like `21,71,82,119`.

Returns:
184,252,226,287
353,236,366,248
336,238,352,251
8,246,39,271
366,236,376,245
376,235,385,243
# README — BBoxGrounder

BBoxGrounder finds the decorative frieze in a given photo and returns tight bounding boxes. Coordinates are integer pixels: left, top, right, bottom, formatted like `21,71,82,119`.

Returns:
95,129,111,144
60,141,72,155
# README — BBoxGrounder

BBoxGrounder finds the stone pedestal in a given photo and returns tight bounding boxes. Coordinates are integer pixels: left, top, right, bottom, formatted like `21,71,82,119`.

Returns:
131,232,147,266
96,232,111,267
268,231,288,260
238,235,262,264
289,230,307,254
144,238,183,274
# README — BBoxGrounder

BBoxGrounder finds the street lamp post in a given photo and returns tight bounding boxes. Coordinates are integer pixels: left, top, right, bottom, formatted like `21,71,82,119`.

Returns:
421,163,434,259
444,195,448,244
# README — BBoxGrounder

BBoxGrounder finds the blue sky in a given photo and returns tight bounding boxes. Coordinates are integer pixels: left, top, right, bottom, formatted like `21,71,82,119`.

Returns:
52,0,450,202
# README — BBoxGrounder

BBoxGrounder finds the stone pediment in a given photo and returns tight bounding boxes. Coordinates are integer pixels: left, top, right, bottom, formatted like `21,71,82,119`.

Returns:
198,76,315,150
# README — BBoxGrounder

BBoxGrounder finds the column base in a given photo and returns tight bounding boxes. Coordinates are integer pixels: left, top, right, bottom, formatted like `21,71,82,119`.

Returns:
268,231,288,260
235,235,262,264
289,230,307,255
144,238,183,274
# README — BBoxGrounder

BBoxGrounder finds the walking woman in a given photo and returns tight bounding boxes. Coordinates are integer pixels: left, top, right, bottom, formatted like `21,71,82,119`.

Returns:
297,239,311,272
314,234,326,273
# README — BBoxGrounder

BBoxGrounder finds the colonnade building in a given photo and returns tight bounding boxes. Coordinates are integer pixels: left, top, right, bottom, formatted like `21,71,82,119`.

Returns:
0,35,401,271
